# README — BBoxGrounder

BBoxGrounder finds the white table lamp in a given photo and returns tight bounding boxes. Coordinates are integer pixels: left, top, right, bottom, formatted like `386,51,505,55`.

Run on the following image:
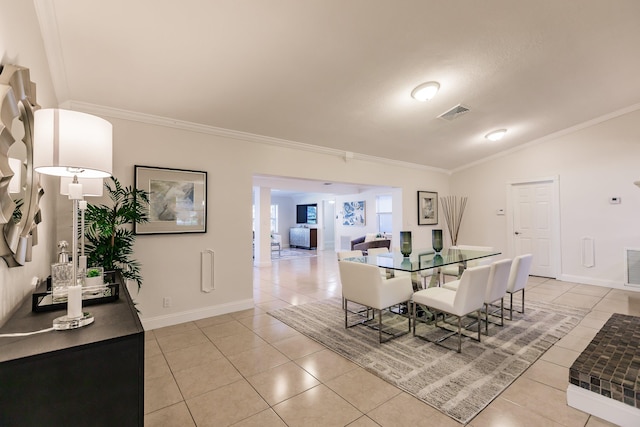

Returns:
34,109,112,330
60,176,104,275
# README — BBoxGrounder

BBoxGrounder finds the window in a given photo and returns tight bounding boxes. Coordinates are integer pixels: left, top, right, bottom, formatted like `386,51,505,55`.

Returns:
270,204,279,233
376,195,392,233
251,204,279,234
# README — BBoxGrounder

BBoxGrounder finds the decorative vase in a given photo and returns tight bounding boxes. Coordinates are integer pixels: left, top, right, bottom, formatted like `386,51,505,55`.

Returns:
400,231,412,257
432,229,443,253
51,262,74,302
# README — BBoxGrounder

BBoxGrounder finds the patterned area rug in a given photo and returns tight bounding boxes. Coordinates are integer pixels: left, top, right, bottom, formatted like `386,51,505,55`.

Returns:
272,248,317,261
268,297,588,424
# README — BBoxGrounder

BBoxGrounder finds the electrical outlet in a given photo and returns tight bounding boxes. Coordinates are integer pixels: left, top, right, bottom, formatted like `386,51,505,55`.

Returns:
163,297,172,308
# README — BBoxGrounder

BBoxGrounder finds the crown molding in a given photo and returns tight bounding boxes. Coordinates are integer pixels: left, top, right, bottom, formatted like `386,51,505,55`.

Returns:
452,102,640,174
63,100,450,175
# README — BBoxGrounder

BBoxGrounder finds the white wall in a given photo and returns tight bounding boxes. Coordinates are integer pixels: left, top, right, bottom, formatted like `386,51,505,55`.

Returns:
451,108,640,288
0,0,58,326
94,117,450,329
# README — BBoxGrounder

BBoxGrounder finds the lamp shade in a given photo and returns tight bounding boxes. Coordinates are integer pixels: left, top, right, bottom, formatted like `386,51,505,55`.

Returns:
60,176,104,197
33,109,112,178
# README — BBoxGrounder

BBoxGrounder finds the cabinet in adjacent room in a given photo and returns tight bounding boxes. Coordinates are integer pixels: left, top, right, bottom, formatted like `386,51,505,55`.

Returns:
289,227,317,249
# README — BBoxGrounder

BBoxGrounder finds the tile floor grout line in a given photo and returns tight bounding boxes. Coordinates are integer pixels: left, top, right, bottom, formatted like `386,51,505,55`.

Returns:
145,251,631,426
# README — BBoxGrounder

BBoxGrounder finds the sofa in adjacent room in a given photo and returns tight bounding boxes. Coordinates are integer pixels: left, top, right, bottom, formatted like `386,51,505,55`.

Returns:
350,234,391,254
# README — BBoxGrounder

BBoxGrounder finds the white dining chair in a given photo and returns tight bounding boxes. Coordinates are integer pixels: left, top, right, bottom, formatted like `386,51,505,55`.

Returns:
443,258,512,334
270,233,282,257
365,247,395,278
337,250,363,261
366,247,389,257
412,265,491,352
440,245,495,283
338,260,414,343
337,250,364,309
506,254,534,320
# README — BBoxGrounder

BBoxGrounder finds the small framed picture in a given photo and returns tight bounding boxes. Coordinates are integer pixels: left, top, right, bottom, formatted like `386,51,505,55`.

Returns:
417,191,438,225
134,165,207,234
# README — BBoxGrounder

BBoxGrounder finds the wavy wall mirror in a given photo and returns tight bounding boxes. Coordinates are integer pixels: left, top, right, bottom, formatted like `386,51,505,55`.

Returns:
0,64,43,267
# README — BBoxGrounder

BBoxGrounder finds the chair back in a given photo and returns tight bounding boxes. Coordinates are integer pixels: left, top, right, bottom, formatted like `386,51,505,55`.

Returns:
485,259,513,303
506,254,533,293
271,234,282,244
338,260,383,308
337,250,363,261
367,247,389,257
452,265,491,314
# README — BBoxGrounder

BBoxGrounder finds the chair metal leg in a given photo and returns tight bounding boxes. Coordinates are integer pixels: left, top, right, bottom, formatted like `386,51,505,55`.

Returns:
477,309,482,343
457,316,462,353
412,301,416,335
485,303,489,334
508,289,525,321
379,309,383,343
483,298,507,334
344,300,348,328
509,293,514,320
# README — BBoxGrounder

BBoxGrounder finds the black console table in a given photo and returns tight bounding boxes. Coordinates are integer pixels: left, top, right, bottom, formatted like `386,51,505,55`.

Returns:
0,278,144,427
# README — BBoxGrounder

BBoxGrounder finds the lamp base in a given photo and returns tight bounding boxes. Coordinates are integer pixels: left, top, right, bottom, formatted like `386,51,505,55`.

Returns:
53,312,94,330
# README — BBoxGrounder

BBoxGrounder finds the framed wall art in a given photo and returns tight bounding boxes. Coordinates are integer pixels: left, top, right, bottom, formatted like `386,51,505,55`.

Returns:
342,201,366,226
134,165,207,234
417,191,438,225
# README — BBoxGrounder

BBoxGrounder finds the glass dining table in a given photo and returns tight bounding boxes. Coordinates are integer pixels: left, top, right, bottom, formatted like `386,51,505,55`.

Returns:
345,247,501,289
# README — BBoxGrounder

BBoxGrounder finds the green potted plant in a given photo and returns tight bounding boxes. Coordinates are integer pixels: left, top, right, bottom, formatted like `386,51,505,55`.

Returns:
84,266,104,288
84,177,149,289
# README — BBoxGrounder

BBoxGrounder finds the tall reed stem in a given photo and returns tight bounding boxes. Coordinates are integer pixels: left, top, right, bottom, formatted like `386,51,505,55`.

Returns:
440,196,468,246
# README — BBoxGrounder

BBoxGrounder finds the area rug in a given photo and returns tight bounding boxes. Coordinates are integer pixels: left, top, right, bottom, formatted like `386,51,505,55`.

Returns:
268,297,588,424
272,248,317,261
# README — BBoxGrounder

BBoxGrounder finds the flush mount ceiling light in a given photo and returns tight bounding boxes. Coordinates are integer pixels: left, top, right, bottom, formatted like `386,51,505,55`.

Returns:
411,81,440,102
485,129,507,142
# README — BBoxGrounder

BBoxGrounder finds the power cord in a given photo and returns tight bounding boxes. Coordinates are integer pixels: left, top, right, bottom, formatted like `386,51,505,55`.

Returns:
0,327,55,337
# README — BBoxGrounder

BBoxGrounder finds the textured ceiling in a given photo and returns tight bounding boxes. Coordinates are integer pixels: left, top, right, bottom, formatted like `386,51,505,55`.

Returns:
36,0,640,172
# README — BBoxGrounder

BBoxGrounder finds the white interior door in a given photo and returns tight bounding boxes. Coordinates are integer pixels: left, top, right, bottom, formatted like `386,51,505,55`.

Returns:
509,178,559,278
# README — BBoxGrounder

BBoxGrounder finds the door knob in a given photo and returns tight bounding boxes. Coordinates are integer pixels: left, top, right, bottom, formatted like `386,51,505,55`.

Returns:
514,231,521,235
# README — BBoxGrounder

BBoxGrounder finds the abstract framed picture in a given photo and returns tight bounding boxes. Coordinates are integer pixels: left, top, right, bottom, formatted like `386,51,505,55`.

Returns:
417,191,438,225
343,201,366,226
134,165,207,234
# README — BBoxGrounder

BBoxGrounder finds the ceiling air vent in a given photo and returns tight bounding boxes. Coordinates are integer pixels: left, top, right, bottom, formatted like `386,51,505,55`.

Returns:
438,104,471,121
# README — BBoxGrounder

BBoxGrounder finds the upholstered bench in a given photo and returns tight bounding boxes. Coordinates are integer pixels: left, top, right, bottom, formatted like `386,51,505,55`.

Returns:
567,313,640,427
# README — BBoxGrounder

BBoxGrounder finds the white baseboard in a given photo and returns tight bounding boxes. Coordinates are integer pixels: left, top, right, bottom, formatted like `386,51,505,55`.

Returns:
567,384,640,427
140,298,254,330
253,260,272,267
558,274,640,291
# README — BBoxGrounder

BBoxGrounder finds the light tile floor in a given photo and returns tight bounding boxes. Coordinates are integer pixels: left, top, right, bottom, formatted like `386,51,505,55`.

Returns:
144,250,640,426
